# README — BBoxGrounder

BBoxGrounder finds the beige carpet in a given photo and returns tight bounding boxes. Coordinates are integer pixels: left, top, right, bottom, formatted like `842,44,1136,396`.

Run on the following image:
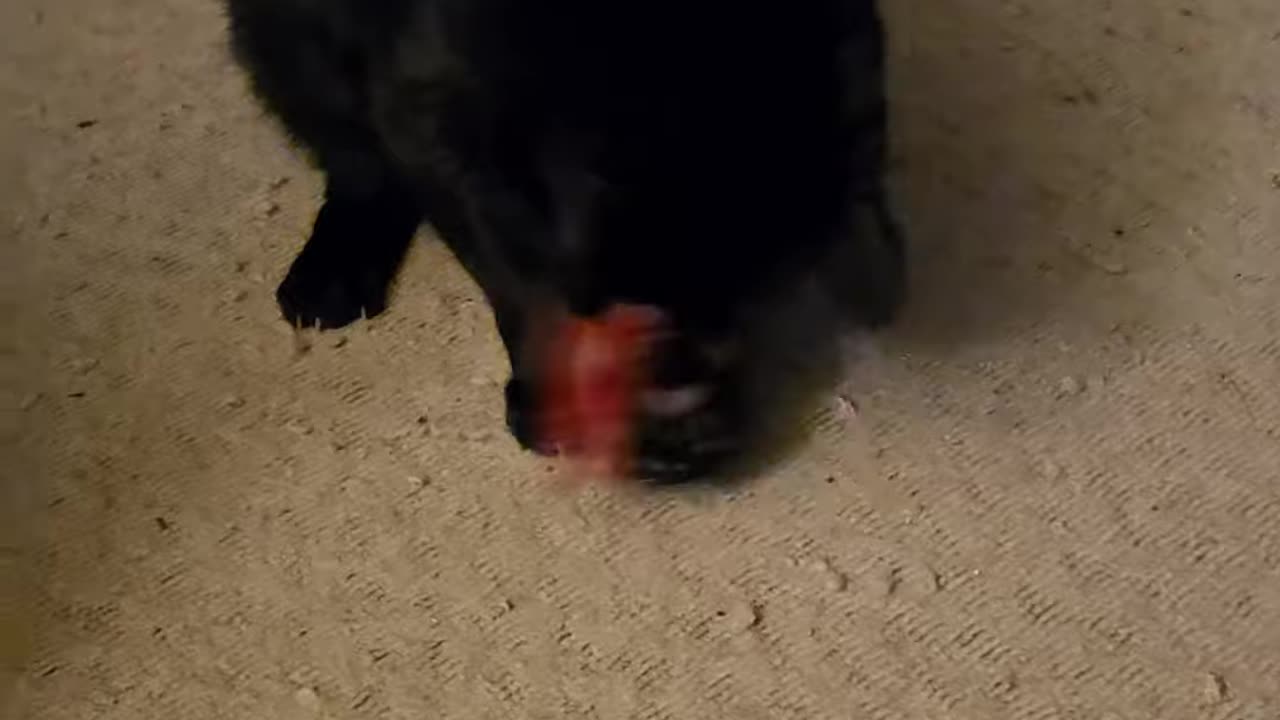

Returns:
4,0,1279,718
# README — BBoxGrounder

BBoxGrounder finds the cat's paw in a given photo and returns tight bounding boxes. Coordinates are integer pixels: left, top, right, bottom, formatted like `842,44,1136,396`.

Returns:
276,251,389,330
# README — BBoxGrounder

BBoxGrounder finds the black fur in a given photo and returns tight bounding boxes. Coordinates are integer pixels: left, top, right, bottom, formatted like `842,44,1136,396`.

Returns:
226,0,904,481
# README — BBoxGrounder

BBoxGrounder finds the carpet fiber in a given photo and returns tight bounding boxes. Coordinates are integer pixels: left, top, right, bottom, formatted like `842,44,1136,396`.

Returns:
3,1,1279,718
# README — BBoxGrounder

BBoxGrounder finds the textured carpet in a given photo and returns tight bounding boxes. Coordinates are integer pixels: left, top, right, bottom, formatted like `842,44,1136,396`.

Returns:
3,0,1279,718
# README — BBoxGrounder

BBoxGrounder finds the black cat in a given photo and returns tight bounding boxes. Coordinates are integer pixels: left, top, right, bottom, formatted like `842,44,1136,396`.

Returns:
226,0,904,481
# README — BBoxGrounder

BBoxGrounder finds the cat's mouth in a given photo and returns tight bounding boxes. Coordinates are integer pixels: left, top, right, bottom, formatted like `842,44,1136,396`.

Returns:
531,304,739,482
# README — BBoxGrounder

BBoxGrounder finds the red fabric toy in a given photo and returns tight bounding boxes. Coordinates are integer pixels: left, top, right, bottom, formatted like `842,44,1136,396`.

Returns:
538,305,663,478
